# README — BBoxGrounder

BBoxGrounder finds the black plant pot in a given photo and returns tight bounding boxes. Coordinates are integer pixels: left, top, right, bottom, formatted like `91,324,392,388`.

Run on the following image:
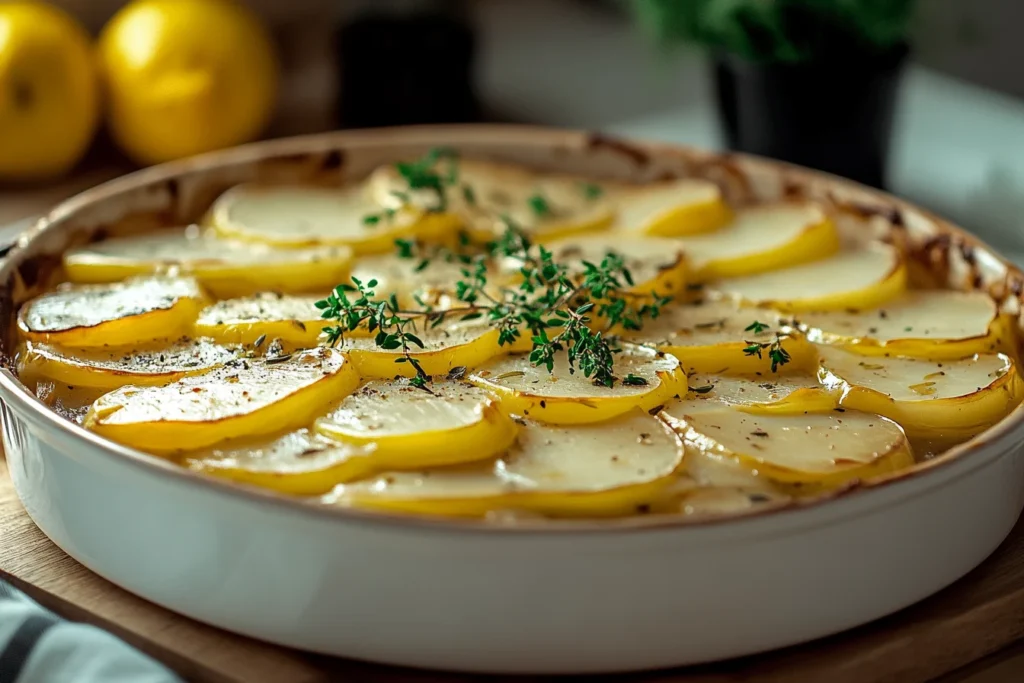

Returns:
335,0,480,129
714,46,908,189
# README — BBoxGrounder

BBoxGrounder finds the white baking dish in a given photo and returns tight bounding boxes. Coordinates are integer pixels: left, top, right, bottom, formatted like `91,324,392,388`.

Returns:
2,126,1022,674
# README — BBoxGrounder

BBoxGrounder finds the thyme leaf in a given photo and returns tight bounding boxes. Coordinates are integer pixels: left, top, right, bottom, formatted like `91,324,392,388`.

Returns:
320,149,674,389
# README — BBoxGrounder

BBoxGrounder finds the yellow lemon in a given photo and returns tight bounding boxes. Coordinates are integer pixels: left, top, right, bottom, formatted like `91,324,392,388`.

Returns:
98,0,278,165
0,2,99,180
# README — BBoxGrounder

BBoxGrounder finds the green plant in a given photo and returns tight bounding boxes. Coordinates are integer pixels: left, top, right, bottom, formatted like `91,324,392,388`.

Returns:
632,0,917,63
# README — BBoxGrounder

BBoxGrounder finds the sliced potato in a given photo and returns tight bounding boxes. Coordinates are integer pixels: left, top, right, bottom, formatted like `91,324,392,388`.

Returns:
63,229,353,298
710,243,907,312
193,293,329,346
32,379,103,426
680,202,838,280
18,276,205,348
817,346,1024,442
466,173,615,243
84,348,359,453
350,252,498,311
623,300,816,375
663,372,839,416
612,178,731,236
369,157,528,220
673,447,790,515
18,338,237,390
539,235,688,299
468,346,687,424
342,319,502,379
675,483,792,517
517,174,616,241
799,290,1014,360
184,429,379,495
334,412,684,518
315,379,517,469
209,183,452,252
665,407,914,490
372,159,614,243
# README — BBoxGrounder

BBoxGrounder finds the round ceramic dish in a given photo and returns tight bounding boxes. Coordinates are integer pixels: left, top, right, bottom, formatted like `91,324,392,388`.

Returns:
2,126,1023,675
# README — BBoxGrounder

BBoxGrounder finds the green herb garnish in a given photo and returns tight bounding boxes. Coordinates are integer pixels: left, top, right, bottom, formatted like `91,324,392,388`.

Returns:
743,334,792,373
318,149,767,393
391,147,460,214
580,182,604,200
527,193,554,218
362,208,397,226
394,238,415,259
316,276,431,387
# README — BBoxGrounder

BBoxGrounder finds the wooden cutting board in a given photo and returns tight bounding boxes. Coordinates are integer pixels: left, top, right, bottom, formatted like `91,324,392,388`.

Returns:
1,452,1024,683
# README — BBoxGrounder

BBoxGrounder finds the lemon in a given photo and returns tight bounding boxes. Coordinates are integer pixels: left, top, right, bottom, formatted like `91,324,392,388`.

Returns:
0,2,99,180
98,0,279,165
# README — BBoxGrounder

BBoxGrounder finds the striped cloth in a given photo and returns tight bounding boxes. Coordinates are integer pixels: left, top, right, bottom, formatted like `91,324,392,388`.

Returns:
0,580,179,683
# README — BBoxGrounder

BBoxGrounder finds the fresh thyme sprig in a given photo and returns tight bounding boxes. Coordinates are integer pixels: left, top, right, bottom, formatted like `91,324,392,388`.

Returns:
527,193,555,218
362,208,396,226
393,147,460,212
316,277,432,388
316,148,671,389
580,182,604,200
743,331,792,373
484,216,673,387
741,321,792,372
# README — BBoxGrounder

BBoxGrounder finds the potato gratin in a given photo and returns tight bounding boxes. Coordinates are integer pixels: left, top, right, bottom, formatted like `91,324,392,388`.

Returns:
15,152,1024,521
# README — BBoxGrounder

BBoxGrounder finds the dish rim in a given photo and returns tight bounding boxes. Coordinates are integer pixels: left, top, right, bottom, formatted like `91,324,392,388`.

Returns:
3,123,1024,536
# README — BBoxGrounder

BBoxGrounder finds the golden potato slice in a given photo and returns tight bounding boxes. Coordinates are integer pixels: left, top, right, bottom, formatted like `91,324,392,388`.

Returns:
342,319,502,379
539,235,688,299
368,157,528,224
334,412,684,518
710,243,907,312
680,202,839,280
18,275,205,348
349,253,499,311
665,407,914,490
184,429,378,495
468,346,687,424
63,229,353,298
623,300,816,375
314,379,517,469
817,346,1024,442
84,348,359,453
612,178,731,236
674,483,792,517
670,446,790,516
193,293,328,346
371,159,614,243
18,338,238,390
662,372,839,416
466,173,616,243
679,446,776,494
209,183,453,252
32,379,103,426
799,290,1013,360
